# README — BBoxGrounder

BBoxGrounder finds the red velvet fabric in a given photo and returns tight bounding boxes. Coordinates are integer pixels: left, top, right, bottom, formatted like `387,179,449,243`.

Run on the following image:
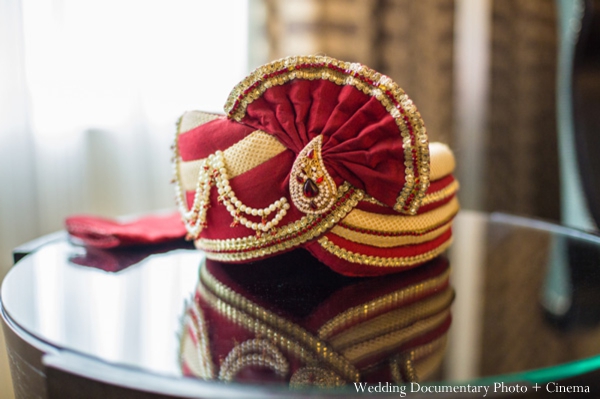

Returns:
178,117,255,162
65,213,186,248
240,80,408,208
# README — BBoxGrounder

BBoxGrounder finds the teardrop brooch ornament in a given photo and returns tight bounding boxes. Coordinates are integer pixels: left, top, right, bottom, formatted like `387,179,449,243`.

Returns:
289,135,337,215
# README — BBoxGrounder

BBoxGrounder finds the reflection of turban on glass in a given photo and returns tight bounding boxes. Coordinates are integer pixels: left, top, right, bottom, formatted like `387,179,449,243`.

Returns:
179,251,454,386
174,55,459,276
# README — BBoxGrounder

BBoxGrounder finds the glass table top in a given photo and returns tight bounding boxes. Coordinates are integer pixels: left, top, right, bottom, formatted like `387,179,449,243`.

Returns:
3,210,600,395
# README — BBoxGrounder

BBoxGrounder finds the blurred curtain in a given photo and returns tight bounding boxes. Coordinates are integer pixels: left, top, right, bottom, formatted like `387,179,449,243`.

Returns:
258,0,562,222
0,0,249,279
484,0,561,220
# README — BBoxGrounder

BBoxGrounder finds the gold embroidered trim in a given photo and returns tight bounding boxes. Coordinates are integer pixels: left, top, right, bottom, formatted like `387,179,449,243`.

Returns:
218,339,289,382
224,55,430,215
329,287,454,351
361,179,457,208
179,130,287,191
196,183,364,261
422,180,460,206
317,267,450,340
342,197,459,234
330,222,452,248
199,266,361,382
317,236,453,268
342,309,450,363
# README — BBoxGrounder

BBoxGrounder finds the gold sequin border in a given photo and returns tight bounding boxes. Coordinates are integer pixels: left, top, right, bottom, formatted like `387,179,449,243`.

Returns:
317,235,453,268
224,55,430,215
361,178,458,208
196,183,364,262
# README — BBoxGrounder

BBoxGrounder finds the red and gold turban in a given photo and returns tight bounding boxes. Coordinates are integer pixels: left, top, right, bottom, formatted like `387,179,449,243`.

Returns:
174,55,459,276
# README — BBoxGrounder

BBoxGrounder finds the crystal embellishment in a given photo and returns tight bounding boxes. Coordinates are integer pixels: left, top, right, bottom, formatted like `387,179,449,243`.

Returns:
289,135,337,215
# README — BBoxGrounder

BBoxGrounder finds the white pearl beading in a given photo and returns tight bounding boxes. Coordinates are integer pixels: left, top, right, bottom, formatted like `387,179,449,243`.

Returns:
175,150,290,238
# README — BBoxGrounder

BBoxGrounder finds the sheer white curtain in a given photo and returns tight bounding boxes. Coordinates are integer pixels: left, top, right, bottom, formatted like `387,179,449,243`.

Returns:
0,0,250,277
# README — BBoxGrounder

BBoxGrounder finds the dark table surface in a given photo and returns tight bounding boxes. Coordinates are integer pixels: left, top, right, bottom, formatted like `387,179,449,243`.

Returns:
3,210,600,398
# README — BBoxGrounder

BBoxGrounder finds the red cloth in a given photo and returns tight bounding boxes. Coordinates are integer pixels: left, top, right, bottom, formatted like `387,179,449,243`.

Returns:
65,212,186,248
241,80,409,209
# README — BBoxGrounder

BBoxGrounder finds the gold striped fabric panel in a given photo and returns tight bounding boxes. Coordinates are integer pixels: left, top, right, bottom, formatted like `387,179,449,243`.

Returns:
331,221,452,248
341,197,459,234
421,180,459,206
179,110,221,133
317,236,453,268
429,142,456,181
179,130,287,191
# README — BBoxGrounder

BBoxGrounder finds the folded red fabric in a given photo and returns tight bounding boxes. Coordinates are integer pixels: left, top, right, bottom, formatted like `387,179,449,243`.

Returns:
65,212,186,248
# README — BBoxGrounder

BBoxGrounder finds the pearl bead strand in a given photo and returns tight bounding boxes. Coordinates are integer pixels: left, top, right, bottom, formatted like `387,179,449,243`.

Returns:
175,150,290,239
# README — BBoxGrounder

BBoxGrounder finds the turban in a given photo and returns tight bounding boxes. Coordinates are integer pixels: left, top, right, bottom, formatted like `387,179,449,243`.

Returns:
174,55,458,276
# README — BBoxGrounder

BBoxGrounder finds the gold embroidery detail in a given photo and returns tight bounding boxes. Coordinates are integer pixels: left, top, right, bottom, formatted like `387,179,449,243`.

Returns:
224,55,429,215
289,135,337,215
361,179,458,208
330,222,452,248
318,267,450,340
422,180,460,206
317,236,453,268
218,339,289,382
196,183,364,261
